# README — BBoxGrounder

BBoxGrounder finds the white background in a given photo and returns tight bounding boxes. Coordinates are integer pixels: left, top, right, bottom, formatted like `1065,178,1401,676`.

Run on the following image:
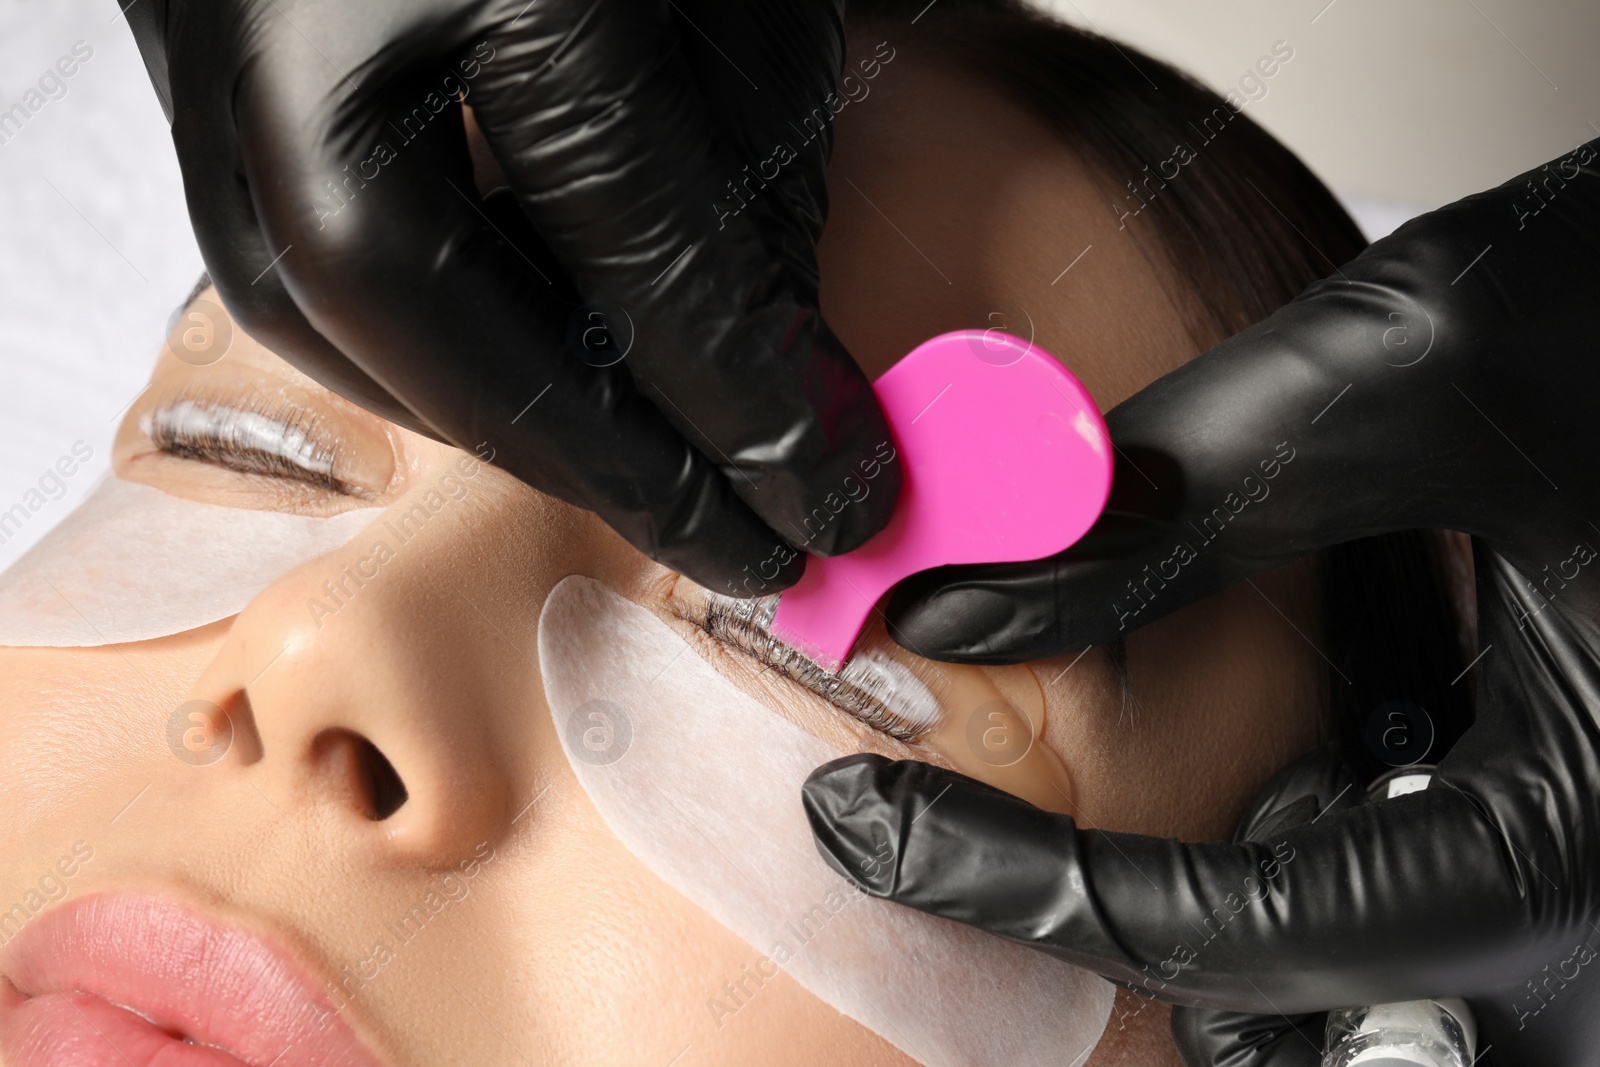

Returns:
0,0,201,570
2,0,1597,569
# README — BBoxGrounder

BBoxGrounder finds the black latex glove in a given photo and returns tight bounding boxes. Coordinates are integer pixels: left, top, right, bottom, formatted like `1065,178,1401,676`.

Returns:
1167,744,1358,1067
121,0,897,592
805,140,1600,1065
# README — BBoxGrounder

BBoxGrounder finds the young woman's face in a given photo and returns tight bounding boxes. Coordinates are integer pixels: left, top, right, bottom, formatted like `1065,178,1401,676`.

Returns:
0,45,1326,1067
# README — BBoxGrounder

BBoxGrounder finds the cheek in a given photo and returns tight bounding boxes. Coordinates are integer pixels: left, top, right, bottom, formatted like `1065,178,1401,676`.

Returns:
1044,559,1325,841
0,625,230,953
0,622,230,827
481,473,665,605
476,772,917,1066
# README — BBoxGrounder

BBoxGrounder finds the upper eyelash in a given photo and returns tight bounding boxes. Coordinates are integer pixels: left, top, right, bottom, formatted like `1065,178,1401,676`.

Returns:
141,387,363,498
682,594,940,743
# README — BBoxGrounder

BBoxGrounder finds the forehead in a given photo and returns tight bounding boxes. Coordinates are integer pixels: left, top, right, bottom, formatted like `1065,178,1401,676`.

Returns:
153,289,328,390
817,46,1202,410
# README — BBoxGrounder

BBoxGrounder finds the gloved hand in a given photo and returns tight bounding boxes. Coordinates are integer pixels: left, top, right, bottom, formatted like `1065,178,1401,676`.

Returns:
1166,744,1359,1067
805,140,1600,1065
121,0,898,591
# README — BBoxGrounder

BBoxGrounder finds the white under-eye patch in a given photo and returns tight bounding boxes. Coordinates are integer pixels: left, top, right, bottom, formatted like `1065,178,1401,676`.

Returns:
540,576,1113,1067
0,474,384,647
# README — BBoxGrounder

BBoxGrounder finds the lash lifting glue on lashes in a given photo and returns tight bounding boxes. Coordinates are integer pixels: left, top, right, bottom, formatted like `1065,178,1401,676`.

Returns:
1320,767,1477,1067
769,329,1114,673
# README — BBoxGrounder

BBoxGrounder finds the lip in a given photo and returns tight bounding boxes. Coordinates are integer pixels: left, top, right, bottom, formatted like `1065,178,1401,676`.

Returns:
0,892,383,1067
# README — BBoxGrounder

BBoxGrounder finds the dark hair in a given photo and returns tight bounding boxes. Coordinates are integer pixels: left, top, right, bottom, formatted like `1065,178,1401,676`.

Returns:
845,0,1473,779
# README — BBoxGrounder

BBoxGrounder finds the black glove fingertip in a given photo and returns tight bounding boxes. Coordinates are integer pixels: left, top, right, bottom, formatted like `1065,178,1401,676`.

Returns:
802,753,901,892
885,570,1035,663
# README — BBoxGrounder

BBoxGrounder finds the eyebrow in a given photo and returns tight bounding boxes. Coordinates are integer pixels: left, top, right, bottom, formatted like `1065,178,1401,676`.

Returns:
1105,635,1131,697
178,270,212,314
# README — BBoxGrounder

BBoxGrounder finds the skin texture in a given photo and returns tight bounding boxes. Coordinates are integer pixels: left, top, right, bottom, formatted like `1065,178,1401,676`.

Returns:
0,38,1326,1067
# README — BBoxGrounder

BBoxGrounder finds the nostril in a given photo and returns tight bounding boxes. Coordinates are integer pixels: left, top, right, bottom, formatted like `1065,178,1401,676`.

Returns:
313,729,409,820
358,736,408,820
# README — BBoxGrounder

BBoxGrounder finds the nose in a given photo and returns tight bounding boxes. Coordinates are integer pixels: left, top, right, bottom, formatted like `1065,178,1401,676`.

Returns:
183,511,533,866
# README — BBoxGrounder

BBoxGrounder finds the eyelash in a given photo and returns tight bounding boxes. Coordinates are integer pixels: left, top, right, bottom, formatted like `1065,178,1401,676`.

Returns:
143,388,361,497
686,594,941,743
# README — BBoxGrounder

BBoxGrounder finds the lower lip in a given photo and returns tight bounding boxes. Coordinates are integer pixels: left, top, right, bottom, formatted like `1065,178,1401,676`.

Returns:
0,893,382,1067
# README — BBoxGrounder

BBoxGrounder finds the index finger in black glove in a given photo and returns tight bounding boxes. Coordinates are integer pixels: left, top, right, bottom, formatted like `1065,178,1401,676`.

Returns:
804,750,1525,1013
1168,744,1359,1067
466,0,898,557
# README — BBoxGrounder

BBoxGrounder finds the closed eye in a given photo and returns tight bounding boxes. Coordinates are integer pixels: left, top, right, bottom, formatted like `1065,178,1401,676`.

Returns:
678,591,946,743
140,388,369,499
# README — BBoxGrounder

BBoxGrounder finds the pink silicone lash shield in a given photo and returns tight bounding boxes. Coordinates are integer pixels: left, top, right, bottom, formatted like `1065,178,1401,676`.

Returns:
770,329,1114,673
